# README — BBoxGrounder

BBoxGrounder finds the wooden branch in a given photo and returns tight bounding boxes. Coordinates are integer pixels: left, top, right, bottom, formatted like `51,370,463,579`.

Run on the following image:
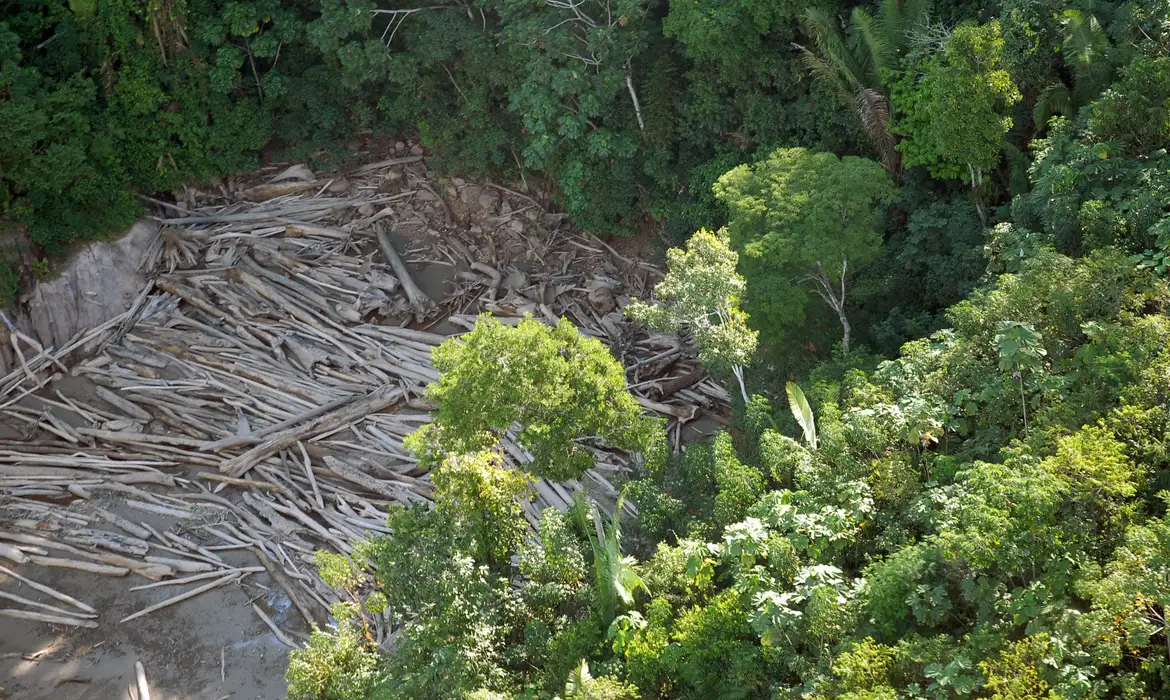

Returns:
119,572,243,623
0,608,98,629
0,563,96,613
252,603,300,648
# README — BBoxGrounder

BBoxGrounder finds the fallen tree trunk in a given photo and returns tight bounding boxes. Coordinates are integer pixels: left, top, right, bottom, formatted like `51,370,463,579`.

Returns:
220,386,400,477
375,230,434,320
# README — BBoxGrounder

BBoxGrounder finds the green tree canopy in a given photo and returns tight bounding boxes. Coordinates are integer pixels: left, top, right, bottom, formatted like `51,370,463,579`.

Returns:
413,315,658,481
714,147,895,353
626,227,758,402
891,22,1022,184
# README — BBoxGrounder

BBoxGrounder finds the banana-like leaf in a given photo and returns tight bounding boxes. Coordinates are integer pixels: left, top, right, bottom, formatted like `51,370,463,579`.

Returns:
564,660,593,698
786,381,817,449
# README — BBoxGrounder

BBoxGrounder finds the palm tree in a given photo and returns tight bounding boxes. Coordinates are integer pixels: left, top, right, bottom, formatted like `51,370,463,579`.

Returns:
574,495,647,624
1033,9,1113,128
796,0,931,173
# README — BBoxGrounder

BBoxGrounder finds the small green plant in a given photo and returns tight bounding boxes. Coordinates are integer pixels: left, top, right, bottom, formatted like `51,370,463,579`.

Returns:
994,321,1047,434
785,381,817,449
575,496,649,625
1132,223,1170,275
30,258,52,281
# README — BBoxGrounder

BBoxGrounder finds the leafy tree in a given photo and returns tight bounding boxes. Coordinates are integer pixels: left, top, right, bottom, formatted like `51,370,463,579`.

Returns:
626,227,758,402
891,21,1021,222
1031,7,1116,129
414,315,658,481
431,450,532,569
286,624,382,700
715,147,896,353
994,321,1047,434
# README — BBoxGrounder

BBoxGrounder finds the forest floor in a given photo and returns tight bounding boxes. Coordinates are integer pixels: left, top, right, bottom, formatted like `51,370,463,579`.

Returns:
0,144,723,698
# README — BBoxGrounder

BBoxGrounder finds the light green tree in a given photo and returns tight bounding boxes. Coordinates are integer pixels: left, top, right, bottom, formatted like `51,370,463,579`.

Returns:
891,22,1021,223
431,450,532,569
714,147,895,353
626,228,758,403
413,315,659,481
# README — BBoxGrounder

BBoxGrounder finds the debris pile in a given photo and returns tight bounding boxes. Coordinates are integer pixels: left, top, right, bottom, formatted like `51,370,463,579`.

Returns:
0,150,730,643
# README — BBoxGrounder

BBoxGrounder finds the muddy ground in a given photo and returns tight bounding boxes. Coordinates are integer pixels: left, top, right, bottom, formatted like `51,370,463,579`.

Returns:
1,546,293,699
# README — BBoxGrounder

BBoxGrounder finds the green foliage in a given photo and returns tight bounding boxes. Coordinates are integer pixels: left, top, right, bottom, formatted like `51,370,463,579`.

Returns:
711,432,764,527
626,227,757,400
286,625,382,700
417,315,656,481
892,22,1022,181
784,381,817,449
431,450,531,568
563,660,641,700
146,1,1169,697
796,0,930,170
576,497,648,625
715,147,895,350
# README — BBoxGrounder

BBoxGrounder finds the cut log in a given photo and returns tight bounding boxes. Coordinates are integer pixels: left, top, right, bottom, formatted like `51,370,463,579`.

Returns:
323,456,411,501
219,386,400,478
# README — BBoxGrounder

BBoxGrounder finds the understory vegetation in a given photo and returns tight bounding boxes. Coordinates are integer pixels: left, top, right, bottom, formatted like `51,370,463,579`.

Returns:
6,0,1170,696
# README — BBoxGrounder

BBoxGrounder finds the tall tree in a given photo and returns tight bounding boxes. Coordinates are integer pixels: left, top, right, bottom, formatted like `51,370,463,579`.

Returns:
890,21,1021,223
626,227,758,403
796,0,931,172
714,147,895,353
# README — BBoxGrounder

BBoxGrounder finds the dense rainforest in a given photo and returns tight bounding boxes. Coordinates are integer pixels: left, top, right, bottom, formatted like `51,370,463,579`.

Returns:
4,0,1170,697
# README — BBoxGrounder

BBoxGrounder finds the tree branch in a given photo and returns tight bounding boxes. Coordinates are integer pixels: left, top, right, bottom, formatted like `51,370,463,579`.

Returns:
626,68,645,131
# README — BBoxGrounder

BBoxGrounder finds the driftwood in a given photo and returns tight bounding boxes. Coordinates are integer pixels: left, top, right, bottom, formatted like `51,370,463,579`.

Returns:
0,590,98,619
135,661,152,700
27,555,129,577
0,149,728,649
0,608,98,629
130,566,264,592
375,230,433,320
119,572,244,623
0,542,28,564
252,603,300,648
0,564,96,613
220,386,400,477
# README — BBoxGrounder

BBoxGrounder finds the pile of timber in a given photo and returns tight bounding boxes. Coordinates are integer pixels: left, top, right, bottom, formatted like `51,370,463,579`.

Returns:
0,149,730,642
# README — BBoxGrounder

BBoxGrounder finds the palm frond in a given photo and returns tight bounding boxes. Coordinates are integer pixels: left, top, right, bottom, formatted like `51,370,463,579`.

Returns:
802,7,864,94
797,47,854,104
786,381,817,449
1033,82,1072,129
856,87,899,173
900,0,933,39
851,8,892,84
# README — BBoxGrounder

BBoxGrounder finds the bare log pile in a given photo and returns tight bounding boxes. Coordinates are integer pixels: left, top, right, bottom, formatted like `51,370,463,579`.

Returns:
0,149,730,638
